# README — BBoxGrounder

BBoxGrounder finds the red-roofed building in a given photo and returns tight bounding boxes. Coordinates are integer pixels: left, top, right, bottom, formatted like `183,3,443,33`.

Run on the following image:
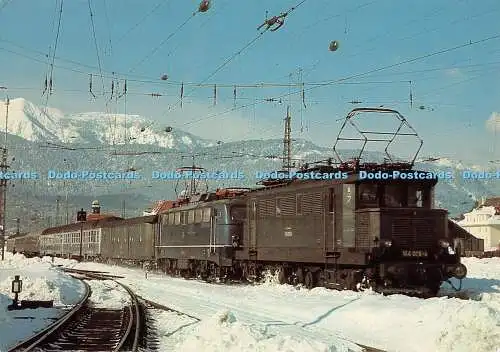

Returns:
143,200,175,215
86,213,123,222
84,200,122,222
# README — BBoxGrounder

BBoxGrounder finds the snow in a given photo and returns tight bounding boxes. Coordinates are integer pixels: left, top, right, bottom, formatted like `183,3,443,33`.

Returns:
176,310,339,352
1,254,499,352
0,97,213,148
86,279,131,309
0,253,86,351
64,257,500,352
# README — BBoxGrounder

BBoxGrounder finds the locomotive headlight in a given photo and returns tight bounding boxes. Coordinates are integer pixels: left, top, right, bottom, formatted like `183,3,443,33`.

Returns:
382,240,392,247
438,239,450,248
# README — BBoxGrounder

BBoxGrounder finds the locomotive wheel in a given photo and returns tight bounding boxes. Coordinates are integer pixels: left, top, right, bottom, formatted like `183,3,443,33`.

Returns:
278,267,287,284
304,271,314,289
293,268,304,285
316,270,326,287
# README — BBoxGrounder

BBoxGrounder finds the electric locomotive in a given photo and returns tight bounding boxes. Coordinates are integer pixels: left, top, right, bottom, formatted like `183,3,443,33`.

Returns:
155,187,248,279
230,108,467,296
232,161,466,296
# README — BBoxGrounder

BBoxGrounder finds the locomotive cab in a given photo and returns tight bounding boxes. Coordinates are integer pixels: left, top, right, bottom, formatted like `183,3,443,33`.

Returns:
352,174,466,294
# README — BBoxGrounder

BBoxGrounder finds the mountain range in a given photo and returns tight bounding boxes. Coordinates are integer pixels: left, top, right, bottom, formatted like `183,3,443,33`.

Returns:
1,97,499,233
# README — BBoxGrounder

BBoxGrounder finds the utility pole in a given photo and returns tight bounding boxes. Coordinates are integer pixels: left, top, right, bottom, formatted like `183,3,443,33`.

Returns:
77,208,86,260
0,96,9,260
15,218,19,236
56,196,60,226
282,105,292,173
64,181,69,224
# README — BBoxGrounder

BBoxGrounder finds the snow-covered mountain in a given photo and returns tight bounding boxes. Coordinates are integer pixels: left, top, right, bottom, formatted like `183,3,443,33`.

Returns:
1,98,498,232
0,98,214,149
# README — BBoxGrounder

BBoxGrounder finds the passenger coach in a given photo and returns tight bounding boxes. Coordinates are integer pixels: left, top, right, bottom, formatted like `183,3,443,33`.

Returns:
39,216,157,262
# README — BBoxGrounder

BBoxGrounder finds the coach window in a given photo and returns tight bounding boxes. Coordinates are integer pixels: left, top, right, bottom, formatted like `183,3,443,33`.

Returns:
195,209,203,223
296,194,303,215
174,212,181,225
188,210,195,224
230,206,246,221
202,208,211,222
358,183,379,208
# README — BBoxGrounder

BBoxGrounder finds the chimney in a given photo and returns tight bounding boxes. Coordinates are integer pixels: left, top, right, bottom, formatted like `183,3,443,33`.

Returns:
91,200,101,214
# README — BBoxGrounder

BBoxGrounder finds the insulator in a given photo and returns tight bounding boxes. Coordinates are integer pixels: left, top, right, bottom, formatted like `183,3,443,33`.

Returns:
329,40,339,52
198,0,210,13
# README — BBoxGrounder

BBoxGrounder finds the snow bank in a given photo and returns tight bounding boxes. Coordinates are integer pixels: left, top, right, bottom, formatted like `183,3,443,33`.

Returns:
0,253,84,306
0,253,86,351
176,311,341,352
87,280,131,309
58,256,500,352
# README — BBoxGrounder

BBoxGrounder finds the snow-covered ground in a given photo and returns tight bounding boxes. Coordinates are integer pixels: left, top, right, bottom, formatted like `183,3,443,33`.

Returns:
0,253,85,351
86,279,131,309
67,257,500,352
0,253,499,352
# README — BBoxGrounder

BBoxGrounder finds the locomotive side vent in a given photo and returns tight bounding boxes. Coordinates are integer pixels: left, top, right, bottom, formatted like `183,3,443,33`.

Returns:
355,212,371,248
301,192,323,215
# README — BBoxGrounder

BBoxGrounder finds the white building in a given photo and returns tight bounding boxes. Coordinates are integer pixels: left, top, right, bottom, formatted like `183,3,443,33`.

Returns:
457,197,500,251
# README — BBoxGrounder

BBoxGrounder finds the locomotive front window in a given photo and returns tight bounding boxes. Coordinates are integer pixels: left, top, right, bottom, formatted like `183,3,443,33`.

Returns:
383,184,405,207
407,185,431,208
230,206,246,221
358,183,379,208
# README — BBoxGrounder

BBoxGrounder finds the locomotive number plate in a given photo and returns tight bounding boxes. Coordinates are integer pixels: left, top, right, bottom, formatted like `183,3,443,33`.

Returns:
402,250,428,257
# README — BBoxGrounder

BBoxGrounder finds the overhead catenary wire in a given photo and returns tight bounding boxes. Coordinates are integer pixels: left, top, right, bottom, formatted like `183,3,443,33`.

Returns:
115,0,170,45
3,60,499,105
172,33,500,128
161,0,311,117
301,0,496,79
2,39,500,91
129,6,200,73
87,0,105,93
43,0,64,104
2,26,500,90
102,0,114,56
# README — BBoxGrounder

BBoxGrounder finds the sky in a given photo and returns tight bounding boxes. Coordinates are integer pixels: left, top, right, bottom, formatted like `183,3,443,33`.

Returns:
0,0,499,165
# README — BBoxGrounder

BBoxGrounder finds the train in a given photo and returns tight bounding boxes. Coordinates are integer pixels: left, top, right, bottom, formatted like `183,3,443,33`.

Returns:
5,108,479,297
7,162,476,297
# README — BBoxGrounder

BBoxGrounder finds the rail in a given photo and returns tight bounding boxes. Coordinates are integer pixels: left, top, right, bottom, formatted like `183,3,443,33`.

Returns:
8,280,91,352
9,269,142,352
115,281,141,351
63,269,142,352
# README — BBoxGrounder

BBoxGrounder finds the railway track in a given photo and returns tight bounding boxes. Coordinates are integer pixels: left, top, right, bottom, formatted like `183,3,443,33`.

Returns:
8,269,143,352
11,267,385,352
